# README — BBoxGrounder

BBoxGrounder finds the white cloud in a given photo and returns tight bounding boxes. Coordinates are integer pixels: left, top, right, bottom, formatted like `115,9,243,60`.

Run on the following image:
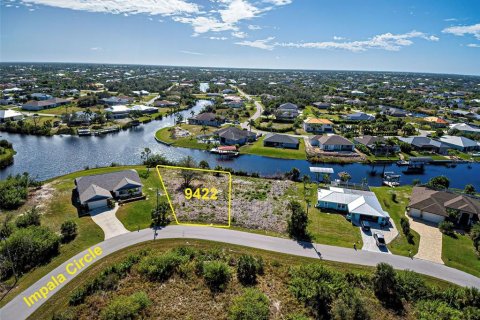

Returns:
235,37,275,50
232,31,248,38
209,36,228,40
442,23,480,40
18,0,200,15
444,18,458,22
219,0,260,24
90,47,102,51
277,31,439,52
333,36,345,40
248,24,261,30
180,50,203,55
263,0,292,5
467,43,480,48
173,16,236,34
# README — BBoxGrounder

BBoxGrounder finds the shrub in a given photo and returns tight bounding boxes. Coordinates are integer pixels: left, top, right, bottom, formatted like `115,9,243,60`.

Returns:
396,270,429,301
471,223,480,255
287,201,309,239
138,252,187,281
415,300,462,320
52,309,77,320
0,226,60,277
237,254,261,285
60,220,78,242
15,206,41,228
427,176,450,190
228,288,270,320
0,173,40,210
373,263,401,309
100,291,151,320
390,193,397,202
203,260,231,292
331,289,370,320
439,221,455,235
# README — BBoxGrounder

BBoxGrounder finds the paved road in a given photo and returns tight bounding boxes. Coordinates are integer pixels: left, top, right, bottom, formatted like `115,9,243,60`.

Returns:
2,225,479,320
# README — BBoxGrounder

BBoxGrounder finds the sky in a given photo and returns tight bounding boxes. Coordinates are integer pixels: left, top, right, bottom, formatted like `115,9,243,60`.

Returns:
1,0,480,75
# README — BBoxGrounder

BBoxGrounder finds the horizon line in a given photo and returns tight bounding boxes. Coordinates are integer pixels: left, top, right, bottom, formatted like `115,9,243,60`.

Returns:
1,60,479,78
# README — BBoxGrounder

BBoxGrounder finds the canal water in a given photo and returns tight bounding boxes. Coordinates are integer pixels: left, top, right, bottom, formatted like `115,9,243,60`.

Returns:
1,100,479,188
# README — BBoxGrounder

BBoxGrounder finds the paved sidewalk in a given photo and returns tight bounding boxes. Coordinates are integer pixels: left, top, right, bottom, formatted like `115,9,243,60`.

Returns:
408,214,444,264
89,204,129,240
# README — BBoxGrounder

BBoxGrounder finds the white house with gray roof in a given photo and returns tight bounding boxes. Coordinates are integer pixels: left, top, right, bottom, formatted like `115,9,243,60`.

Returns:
316,187,390,225
75,170,143,210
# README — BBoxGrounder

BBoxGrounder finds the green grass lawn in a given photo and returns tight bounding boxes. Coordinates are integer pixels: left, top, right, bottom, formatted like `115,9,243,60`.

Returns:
410,151,448,160
366,153,401,162
116,167,165,231
371,186,420,257
155,125,217,150
442,233,480,278
240,136,307,160
291,183,363,247
36,105,104,115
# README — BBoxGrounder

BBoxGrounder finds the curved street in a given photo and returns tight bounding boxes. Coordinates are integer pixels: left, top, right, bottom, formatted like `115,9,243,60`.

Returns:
1,225,479,320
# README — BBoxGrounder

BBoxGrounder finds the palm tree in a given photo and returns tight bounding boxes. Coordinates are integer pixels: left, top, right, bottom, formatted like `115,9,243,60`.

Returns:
248,119,255,132
201,125,208,135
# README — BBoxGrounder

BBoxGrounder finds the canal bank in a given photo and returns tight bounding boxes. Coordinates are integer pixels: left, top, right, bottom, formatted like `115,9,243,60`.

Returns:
1,99,479,189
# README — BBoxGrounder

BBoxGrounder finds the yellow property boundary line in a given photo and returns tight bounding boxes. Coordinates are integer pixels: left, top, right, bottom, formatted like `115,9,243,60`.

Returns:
156,165,232,228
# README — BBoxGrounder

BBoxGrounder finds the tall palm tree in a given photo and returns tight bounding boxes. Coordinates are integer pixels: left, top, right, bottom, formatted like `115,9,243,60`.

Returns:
248,119,255,132
201,125,208,135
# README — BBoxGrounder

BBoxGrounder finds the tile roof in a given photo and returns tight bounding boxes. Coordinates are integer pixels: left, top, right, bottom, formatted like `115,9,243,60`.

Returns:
409,187,480,218
264,133,299,144
304,118,333,125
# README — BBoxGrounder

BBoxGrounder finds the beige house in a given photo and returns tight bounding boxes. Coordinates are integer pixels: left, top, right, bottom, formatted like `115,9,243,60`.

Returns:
303,118,334,133
407,187,480,226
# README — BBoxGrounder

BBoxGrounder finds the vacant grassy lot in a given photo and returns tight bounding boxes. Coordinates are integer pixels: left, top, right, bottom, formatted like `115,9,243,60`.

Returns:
371,186,420,257
31,239,457,320
443,233,480,278
155,124,217,150
37,105,104,115
240,135,307,160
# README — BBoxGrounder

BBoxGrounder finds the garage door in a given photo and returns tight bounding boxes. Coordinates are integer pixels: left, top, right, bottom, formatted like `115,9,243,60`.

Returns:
87,199,108,210
420,212,444,224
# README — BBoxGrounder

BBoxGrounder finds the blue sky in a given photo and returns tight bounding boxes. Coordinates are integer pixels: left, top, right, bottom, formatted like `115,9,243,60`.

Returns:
1,0,479,75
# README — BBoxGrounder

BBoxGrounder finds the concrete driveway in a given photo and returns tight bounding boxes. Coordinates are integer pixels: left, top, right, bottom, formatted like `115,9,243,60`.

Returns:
89,204,129,240
360,221,398,254
408,215,444,264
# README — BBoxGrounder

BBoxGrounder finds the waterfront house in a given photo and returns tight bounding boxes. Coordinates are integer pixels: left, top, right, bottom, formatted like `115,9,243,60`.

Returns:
408,187,480,226
436,135,480,152
303,118,334,133
398,136,449,154
68,111,98,126
215,127,257,146
312,102,331,109
310,134,354,152
316,187,390,225
75,170,143,211
105,105,131,119
188,112,225,127
154,100,178,108
343,112,375,121
0,109,23,122
275,103,299,121
423,116,448,128
131,105,158,114
354,135,399,154
22,98,69,111
263,133,299,149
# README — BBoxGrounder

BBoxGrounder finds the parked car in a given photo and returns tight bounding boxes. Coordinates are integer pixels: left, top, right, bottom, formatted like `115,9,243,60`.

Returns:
361,220,371,231
374,232,386,247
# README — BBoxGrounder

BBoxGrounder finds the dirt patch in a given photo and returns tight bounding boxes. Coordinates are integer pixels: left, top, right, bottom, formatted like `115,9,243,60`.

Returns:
305,139,365,163
25,182,57,211
158,168,296,233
